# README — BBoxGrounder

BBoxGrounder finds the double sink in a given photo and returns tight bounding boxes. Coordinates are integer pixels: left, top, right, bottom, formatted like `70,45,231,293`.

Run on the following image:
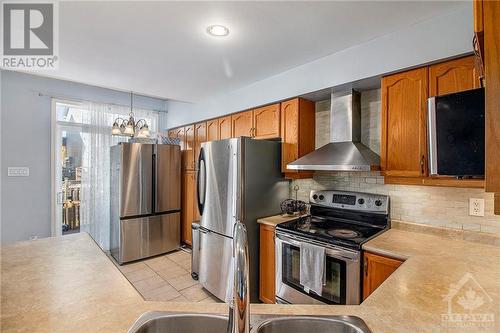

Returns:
128,312,372,333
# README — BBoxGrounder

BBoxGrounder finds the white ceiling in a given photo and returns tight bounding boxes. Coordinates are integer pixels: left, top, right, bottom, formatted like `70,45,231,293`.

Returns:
41,1,467,102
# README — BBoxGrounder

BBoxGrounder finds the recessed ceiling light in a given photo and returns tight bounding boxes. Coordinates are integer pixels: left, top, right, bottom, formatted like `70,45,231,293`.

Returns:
207,25,229,37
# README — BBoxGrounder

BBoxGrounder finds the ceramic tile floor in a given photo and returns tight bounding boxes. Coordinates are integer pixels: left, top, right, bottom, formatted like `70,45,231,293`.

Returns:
112,249,221,303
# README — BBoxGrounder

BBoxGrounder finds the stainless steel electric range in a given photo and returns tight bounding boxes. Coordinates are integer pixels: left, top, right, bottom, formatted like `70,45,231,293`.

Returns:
275,190,390,305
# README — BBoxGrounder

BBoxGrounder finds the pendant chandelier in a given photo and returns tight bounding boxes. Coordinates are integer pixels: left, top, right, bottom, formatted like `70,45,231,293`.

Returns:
111,92,150,138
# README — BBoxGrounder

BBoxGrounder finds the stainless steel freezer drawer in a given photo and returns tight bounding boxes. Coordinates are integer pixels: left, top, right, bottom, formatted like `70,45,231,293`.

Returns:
112,213,180,264
198,228,233,303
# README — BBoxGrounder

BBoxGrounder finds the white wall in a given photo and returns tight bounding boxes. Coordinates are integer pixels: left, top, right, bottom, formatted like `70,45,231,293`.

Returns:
0,71,168,244
167,5,473,128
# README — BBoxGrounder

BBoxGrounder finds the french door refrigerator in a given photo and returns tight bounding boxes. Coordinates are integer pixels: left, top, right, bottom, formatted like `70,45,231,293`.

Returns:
110,143,181,264
196,137,288,302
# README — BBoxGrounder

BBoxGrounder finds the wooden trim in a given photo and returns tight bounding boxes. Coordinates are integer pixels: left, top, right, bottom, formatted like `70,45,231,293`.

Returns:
422,177,485,189
495,193,500,215
474,0,484,33
284,172,314,180
484,1,500,193
384,176,424,186
384,176,485,189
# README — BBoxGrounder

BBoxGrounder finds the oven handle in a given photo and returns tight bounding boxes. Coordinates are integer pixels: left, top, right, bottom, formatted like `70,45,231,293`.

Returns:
275,232,360,262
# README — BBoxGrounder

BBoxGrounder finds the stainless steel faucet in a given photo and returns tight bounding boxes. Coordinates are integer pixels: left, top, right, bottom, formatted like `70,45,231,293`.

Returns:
227,221,250,333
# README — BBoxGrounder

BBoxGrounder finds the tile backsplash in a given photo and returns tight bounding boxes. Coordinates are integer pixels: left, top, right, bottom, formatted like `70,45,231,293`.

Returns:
290,89,500,237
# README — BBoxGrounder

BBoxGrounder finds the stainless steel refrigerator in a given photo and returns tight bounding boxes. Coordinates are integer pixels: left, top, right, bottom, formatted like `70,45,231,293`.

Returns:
110,143,181,264
196,137,288,302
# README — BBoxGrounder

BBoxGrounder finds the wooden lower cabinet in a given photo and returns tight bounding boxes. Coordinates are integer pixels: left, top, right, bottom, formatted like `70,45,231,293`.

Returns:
181,170,196,245
259,224,276,304
362,252,403,300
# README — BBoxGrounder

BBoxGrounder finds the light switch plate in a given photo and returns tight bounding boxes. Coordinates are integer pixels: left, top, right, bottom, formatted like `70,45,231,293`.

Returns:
8,167,30,177
469,198,485,217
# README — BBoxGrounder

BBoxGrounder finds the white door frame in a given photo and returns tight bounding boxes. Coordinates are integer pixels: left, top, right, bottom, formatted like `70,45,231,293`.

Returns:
50,99,87,237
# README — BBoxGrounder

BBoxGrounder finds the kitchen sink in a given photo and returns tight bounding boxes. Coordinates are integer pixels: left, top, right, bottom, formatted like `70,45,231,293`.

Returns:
128,312,371,333
127,312,229,333
252,316,372,333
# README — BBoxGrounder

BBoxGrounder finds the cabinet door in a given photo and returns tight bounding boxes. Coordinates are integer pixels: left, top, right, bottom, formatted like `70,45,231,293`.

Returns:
429,56,481,97
219,116,232,140
381,67,428,177
194,122,206,168
232,110,254,138
181,171,195,245
259,224,276,304
474,0,484,33
362,252,403,300
280,98,315,178
207,119,219,142
484,0,500,197
254,104,280,139
174,127,185,150
183,125,195,170
281,99,299,174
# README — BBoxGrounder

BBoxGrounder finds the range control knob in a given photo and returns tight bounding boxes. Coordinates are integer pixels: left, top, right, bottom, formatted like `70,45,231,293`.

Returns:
375,199,383,207
318,195,325,201
357,198,365,205
312,194,318,200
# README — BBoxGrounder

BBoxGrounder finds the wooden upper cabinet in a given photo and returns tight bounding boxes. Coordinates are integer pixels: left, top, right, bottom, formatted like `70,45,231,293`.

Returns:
232,110,254,138
280,98,315,178
174,127,186,150
381,67,429,178
484,0,500,197
474,0,484,33
363,252,403,300
183,125,195,170
253,103,280,139
194,122,206,168
429,56,481,97
219,115,232,140
207,119,219,142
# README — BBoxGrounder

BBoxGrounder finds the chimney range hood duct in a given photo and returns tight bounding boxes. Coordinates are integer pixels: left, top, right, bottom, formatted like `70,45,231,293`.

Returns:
287,90,380,172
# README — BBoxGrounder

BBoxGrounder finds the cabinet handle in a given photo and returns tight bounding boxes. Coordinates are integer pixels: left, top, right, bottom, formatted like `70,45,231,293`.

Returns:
364,257,368,277
253,127,256,137
420,155,425,175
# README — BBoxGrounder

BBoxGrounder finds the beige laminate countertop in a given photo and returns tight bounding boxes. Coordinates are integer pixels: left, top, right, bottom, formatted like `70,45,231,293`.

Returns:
257,214,305,226
2,230,500,333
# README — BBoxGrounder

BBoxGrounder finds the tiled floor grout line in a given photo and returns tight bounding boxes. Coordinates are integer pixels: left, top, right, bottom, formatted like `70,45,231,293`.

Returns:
111,249,221,303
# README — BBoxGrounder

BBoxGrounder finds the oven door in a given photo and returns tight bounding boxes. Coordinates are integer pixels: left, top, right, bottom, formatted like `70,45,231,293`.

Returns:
275,232,360,305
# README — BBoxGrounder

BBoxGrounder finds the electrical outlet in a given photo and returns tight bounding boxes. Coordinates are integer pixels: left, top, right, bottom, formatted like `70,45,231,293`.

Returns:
8,167,29,177
469,198,485,217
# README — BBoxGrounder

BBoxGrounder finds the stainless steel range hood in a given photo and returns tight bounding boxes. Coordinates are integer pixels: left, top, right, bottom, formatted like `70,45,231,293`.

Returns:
287,90,380,172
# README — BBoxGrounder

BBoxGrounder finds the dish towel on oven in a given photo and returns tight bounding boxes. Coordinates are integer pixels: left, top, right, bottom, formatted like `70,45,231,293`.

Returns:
299,242,325,296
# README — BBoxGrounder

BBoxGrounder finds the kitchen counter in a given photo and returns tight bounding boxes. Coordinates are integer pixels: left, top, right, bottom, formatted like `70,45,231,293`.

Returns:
2,230,500,332
257,214,305,226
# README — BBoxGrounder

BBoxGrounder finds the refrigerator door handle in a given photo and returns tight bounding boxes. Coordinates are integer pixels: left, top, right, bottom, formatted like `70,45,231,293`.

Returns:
197,147,206,215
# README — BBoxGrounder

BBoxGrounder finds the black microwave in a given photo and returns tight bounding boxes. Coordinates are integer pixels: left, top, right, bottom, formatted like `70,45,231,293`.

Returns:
427,88,485,177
